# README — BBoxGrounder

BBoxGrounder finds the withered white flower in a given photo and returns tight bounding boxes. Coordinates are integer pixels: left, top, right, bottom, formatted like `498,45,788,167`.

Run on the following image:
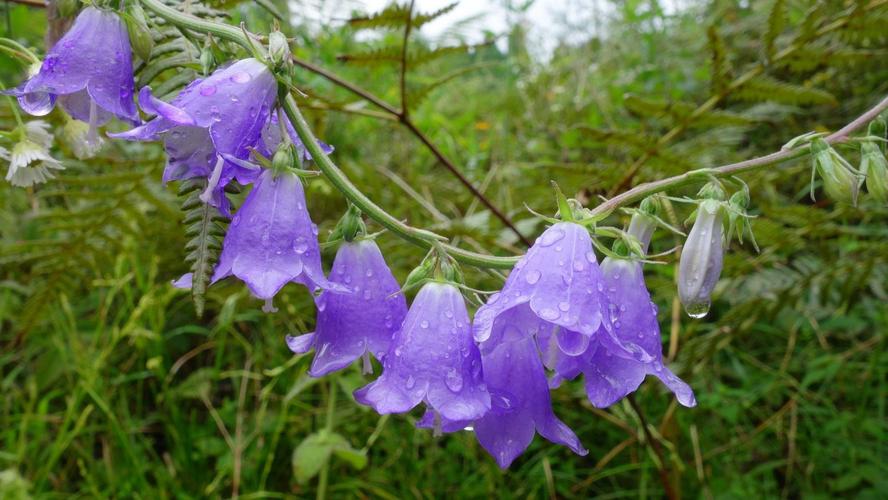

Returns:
2,121,64,187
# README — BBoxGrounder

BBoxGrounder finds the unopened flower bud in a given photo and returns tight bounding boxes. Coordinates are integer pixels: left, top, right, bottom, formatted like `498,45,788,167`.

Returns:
330,204,365,242
697,181,727,201
861,141,888,204
811,138,860,206
268,31,290,68
404,259,435,292
627,211,657,255
638,194,662,216
272,142,297,173
124,2,154,62
678,199,724,318
200,46,215,76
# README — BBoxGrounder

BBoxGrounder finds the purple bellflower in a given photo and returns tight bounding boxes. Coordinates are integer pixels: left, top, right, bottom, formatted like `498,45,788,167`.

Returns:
474,222,621,358
678,199,725,318
286,239,407,376
472,307,587,468
111,58,277,212
5,7,138,145
580,257,696,407
544,212,696,408
211,168,341,309
355,282,490,428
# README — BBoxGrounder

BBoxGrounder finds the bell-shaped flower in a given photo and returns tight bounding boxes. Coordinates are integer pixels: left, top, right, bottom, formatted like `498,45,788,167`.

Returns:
575,257,696,408
211,169,339,306
111,58,277,212
678,199,724,318
474,222,615,358
1,121,64,187
286,239,407,376
4,7,137,134
471,307,587,468
354,282,490,427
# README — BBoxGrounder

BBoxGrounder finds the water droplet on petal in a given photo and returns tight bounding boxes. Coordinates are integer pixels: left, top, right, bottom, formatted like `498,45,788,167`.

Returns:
406,375,416,389
445,369,464,392
558,301,570,312
538,228,565,247
420,320,430,329
200,85,217,96
231,72,252,84
539,308,559,320
685,301,710,318
525,270,541,285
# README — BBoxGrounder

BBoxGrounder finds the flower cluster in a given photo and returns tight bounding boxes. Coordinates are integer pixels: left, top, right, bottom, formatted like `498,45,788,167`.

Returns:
1,5,723,471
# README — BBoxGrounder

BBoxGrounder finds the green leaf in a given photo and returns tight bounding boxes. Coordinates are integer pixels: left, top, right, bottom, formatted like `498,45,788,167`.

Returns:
292,430,367,484
292,432,334,484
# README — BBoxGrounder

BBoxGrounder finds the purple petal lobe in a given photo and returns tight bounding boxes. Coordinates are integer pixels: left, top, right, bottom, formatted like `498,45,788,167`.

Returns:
138,86,196,125
286,333,316,354
171,273,193,289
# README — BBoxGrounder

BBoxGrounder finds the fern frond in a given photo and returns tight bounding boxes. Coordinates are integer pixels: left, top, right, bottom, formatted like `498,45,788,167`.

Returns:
178,179,227,318
336,46,402,65
348,4,412,30
623,95,757,127
707,26,732,94
733,75,836,106
763,0,786,62
413,2,459,28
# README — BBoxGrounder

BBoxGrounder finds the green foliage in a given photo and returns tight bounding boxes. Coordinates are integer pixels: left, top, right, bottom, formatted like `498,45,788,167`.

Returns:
1,0,887,498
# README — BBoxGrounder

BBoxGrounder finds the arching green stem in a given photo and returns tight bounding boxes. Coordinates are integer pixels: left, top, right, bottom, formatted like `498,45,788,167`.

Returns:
138,0,888,270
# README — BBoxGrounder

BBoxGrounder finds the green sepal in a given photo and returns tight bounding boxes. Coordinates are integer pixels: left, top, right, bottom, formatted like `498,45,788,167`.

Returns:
551,181,575,222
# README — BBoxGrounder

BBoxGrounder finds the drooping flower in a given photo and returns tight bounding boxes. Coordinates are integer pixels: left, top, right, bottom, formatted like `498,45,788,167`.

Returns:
576,257,696,408
111,58,277,211
354,282,490,427
2,121,64,187
471,307,587,468
678,199,725,318
4,7,138,134
211,168,340,306
537,210,695,409
474,222,615,358
286,239,407,376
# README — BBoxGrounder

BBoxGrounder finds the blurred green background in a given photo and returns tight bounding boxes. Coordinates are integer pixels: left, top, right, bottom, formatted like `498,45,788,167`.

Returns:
1,0,887,498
